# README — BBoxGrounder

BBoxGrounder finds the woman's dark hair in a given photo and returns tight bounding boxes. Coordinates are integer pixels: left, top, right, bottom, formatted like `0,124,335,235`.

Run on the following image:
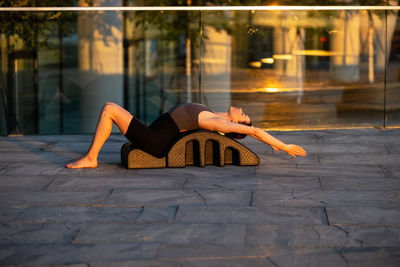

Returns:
225,121,252,139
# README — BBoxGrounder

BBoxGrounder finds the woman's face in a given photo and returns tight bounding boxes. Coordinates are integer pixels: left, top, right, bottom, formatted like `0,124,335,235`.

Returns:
228,106,251,124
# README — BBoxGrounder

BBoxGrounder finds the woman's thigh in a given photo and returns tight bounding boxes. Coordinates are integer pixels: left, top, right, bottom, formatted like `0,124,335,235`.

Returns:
104,102,133,135
125,113,179,158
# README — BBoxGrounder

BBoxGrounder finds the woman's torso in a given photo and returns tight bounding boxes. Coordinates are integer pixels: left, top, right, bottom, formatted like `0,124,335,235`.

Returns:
168,103,214,131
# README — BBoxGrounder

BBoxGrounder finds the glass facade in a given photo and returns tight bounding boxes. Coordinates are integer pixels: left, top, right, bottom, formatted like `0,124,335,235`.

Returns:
1,3,400,135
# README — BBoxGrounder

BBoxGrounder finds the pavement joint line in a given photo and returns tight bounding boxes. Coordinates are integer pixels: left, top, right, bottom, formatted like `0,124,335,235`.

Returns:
267,257,280,267
317,176,323,190
0,162,8,172
320,207,330,225
182,177,189,189
136,206,145,220
12,206,32,222
42,176,58,191
337,252,351,267
384,144,391,154
101,189,115,205
172,206,180,223
0,221,11,227
70,223,87,245
378,164,391,178
333,225,350,237
355,238,364,248
193,190,207,206
318,201,328,208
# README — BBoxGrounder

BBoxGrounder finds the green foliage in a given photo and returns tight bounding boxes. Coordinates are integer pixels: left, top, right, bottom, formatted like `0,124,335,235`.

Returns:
0,0,81,50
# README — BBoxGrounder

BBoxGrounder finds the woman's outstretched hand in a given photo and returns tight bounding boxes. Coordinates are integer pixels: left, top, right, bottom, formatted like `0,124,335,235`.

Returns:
270,145,280,154
282,144,307,158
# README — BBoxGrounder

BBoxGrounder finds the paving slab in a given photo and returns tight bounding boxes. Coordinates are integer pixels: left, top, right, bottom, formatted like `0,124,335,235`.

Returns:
253,190,400,207
0,175,54,192
320,177,400,190
90,258,274,267
16,206,143,224
175,206,326,225
0,129,399,266
0,162,64,177
47,176,186,191
327,206,400,225
335,247,400,267
317,134,400,145
0,191,110,208
125,165,258,179
256,163,385,179
105,189,253,207
246,224,400,247
183,176,261,190
73,223,245,245
136,206,178,223
154,245,341,263
0,243,158,266
0,207,28,224
319,153,400,165
56,164,128,177
0,222,81,244
106,189,205,207
185,176,321,191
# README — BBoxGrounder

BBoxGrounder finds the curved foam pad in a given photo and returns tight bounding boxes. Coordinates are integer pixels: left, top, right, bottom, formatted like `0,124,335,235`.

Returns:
121,130,259,169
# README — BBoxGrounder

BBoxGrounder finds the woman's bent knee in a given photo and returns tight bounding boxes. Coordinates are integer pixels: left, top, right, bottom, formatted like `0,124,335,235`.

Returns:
103,102,120,112
101,103,118,119
103,102,117,110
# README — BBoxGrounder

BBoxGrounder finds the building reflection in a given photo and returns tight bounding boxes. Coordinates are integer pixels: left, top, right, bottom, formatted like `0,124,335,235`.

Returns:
1,5,399,135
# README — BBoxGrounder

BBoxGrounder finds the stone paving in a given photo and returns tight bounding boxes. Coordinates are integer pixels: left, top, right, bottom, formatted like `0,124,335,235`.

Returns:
0,129,399,266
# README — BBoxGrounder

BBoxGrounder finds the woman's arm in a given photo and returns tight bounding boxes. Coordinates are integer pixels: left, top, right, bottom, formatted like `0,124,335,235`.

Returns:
200,118,306,157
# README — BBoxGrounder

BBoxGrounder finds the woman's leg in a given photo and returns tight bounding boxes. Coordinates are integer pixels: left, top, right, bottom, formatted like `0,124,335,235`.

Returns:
65,102,133,168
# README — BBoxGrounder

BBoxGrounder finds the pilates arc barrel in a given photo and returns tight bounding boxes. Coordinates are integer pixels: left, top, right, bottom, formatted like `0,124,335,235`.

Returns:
121,130,260,169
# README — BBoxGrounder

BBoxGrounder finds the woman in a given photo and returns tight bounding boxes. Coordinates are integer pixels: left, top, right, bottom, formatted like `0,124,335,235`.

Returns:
66,102,306,168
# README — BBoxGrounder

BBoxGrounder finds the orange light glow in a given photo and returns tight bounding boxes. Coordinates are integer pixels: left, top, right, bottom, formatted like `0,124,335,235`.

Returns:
293,50,340,56
263,88,279,92
261,58,275,64
273,54,293,60
249,61,262,68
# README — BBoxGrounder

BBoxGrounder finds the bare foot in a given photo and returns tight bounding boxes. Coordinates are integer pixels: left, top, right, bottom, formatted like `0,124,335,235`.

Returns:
65,156,98,169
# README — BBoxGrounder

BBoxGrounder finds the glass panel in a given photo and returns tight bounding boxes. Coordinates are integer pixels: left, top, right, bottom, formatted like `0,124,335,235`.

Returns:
1,6,399,135
386,9,400,127
38,22,62,134
199,10,234,112
208,9,387,130
123,9,201,125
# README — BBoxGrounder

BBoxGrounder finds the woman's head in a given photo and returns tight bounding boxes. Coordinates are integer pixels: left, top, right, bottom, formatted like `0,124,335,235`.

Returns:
228,106,251,125
225,106,252,139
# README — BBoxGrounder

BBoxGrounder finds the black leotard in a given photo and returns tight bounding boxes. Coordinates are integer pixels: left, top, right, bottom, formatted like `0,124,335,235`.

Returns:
124,103,213,158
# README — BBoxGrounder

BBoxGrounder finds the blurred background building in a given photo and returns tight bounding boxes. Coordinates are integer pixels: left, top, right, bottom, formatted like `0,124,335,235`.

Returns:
1,0,399,135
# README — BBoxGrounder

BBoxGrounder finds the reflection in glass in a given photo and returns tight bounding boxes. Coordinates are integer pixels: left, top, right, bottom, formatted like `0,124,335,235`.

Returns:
0,7,399,135
123,9,201,125
387,9,400,127
226,9,390,130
